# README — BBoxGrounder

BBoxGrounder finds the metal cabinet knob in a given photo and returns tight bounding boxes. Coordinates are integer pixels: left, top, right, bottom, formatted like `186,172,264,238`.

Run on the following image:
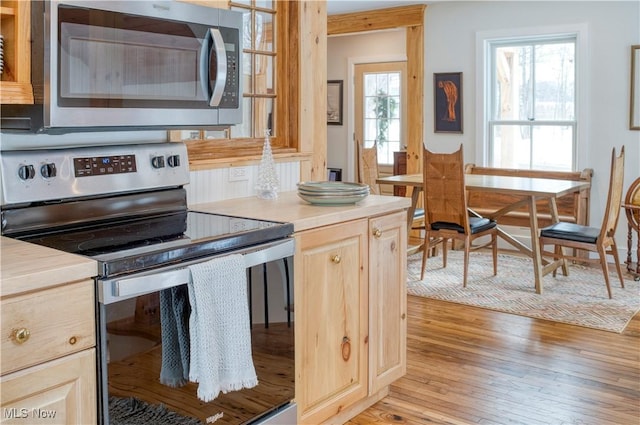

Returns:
331,254,341,264
12,327,30,344
373,228,382,238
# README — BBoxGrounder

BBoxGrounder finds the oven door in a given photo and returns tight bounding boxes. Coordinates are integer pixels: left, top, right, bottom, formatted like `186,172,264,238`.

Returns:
96,238,295,425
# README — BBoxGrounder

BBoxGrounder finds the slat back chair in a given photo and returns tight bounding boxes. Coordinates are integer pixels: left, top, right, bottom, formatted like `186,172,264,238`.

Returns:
357,142,381,195
420,144,498,286
539,146,625,298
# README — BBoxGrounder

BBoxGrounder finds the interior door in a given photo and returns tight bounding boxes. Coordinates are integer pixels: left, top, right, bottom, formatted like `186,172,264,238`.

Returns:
354,61,407,193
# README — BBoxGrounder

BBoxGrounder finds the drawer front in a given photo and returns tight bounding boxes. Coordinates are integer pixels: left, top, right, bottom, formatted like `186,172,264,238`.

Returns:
1,280,95,375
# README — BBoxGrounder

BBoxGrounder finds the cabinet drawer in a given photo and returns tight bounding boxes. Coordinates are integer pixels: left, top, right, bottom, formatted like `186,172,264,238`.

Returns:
1,280,95,375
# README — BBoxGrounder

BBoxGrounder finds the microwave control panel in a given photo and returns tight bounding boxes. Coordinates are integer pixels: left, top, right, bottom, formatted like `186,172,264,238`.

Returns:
219,27,240,109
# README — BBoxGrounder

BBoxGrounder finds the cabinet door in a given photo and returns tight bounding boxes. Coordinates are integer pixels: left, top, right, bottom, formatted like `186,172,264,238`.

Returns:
295,219,368,424
0,0,34,104
0,348,97,424
369,211,407,394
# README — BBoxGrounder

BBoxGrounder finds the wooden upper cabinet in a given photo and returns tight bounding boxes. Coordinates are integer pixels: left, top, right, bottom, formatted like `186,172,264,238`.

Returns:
0,0,34,104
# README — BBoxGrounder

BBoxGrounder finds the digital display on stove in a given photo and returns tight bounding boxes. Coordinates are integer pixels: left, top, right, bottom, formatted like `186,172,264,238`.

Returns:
74,155,137,177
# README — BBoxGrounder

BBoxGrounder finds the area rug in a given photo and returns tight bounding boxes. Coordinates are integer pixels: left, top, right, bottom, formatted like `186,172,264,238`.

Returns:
109,396,202,425
407,251,640,333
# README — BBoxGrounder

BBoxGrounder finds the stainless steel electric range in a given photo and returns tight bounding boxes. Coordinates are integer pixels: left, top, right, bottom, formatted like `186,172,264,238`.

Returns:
0,142,296,425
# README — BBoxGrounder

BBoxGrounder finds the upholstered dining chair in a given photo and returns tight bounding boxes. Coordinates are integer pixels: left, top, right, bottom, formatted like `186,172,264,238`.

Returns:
419,144,498,286
539,146,625,299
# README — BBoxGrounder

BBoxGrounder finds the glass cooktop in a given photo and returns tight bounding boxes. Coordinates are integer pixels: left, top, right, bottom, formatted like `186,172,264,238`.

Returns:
18,211,293,278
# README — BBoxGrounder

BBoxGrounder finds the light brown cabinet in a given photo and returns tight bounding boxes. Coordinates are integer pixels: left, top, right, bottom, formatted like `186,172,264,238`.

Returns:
0,279,97,424
0,0,33,104
368,211,407,395
294,212,407,424
295,219,369,424
1,349,97,424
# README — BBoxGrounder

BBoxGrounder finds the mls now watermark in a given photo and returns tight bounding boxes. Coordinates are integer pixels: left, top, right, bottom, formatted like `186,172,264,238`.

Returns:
3,408,57,420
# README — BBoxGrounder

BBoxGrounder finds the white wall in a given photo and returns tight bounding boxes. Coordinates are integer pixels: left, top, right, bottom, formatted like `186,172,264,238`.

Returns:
424,0,640,255
328,0,640,257
327,28,407,182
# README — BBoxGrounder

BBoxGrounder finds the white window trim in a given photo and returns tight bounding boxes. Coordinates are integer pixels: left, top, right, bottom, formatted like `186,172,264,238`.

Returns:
475,24,589,171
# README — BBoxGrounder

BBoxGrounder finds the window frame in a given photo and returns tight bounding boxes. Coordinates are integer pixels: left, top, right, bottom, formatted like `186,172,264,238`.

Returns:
476,24,589,172
172,1,299,165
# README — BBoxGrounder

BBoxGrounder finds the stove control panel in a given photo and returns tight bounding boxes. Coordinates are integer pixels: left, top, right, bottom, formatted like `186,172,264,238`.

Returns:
74,155,137,177
1,143,190,206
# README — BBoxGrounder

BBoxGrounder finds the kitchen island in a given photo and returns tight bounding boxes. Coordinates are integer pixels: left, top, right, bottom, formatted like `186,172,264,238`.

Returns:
193,191,411,424
0,191,410,425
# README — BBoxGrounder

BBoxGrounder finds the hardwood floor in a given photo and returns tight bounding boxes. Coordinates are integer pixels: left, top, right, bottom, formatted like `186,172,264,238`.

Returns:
347,295,640,425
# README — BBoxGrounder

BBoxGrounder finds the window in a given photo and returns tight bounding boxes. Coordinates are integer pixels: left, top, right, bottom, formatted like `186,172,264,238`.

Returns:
231,0,275,138
486,35,576,171
176,1,297,163
355,62,406,165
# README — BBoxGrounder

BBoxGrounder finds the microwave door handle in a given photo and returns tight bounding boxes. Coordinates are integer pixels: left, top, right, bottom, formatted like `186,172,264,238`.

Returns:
208,28,228,107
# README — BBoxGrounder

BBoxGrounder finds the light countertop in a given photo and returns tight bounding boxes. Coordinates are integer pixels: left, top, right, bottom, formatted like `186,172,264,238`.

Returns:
190,191,411,232
0,192,409,296
0,237,97,298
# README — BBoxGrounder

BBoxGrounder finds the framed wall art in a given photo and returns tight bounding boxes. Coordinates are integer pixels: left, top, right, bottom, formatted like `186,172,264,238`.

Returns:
434,72,463,133
630,45,640,130
327,80,343,125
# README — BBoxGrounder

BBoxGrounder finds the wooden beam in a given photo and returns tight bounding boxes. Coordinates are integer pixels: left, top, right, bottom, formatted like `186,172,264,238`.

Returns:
406,24,424,176
299,1,327,181
328,5,426,35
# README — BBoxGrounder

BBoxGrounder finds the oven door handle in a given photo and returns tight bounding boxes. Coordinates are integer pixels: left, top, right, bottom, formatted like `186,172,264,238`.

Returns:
101,238,294,303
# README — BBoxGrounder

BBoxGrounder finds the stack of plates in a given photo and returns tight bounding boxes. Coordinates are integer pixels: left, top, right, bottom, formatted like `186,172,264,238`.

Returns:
297,181,370,205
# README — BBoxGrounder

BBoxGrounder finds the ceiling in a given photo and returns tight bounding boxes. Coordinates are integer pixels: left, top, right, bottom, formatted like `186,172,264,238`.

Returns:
326,0,431,15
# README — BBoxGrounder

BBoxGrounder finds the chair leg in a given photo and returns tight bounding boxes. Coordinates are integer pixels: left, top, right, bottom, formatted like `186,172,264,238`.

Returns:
420,232,430,281
597,245,613,299
462,238,470,288
263,263,269,328
609,240,625,289
492,233,498,276
559,245,569,276
442,238,449,268
247,268,253,328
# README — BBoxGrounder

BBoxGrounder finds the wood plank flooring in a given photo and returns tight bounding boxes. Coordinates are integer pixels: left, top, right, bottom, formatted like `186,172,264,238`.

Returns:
347,295,640,425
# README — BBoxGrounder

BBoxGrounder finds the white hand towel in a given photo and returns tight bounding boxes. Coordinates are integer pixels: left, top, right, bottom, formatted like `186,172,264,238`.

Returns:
187,254,258,402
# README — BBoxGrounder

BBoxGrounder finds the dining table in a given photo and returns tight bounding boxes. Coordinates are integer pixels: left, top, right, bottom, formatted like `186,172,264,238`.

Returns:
376,173,592,294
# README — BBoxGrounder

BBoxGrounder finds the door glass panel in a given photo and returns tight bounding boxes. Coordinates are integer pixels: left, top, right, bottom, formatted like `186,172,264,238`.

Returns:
363,71,402,164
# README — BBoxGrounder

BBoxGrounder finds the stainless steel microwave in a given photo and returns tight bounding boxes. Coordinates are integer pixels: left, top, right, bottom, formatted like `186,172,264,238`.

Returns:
1,1,243,133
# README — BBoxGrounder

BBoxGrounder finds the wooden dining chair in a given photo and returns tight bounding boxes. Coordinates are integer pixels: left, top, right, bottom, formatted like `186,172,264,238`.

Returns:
357,141,425,225
539,146,625,298
357,142,381,195
419,144,498,286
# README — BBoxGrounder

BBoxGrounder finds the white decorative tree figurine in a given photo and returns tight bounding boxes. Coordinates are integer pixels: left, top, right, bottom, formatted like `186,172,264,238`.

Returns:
256,129,279,199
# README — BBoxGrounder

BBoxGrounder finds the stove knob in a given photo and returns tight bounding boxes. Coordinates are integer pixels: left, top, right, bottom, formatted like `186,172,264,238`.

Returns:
18,164,36,180
151,156,165,169
40,163,57,179
167,154,181,168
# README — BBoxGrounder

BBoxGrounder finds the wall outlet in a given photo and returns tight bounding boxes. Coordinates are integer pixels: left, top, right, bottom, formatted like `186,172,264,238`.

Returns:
229,166,249,182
